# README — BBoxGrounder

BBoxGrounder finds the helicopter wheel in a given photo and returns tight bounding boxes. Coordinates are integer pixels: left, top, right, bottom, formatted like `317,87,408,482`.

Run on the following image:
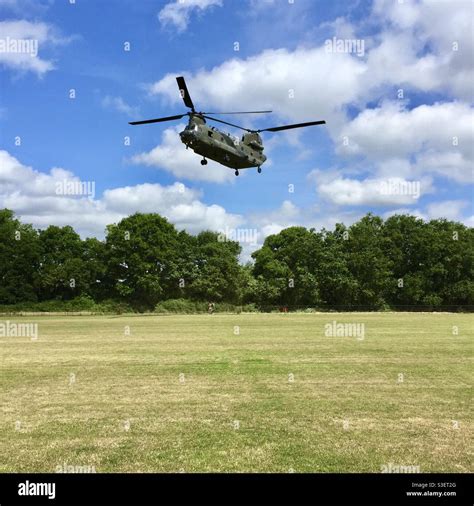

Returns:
257,166,262,173
234,170,239,176
200,158,207,165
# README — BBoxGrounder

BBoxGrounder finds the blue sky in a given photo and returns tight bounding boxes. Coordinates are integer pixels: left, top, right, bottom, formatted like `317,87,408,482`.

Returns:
0,0,472,260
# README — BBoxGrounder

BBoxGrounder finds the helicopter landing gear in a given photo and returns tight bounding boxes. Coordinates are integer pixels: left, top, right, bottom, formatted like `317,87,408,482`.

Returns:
234,170,239,176
257,166,262,173
200,158,208,165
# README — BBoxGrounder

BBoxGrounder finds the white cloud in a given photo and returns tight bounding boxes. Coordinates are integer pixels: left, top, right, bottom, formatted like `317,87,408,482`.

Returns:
383,200,473,226
101,96,138,117
426,200,471,222
0,19,70,75
338,101,474,183
339,101,472,160
360,32,443,96
130,124,236,183
0,150,77,196
149,0,473,120
167,201,243,234
369,0,474,101
317,176,433,206
413,151,473,186
248,200,301,233
0,150,242,237
148,47,365,126
158,0,222,32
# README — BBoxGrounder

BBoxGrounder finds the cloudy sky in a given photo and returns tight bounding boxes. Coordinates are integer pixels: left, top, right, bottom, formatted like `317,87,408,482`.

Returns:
0,0,472,260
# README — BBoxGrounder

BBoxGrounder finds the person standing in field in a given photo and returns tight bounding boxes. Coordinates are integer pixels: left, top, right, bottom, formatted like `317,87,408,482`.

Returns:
208,302,215,315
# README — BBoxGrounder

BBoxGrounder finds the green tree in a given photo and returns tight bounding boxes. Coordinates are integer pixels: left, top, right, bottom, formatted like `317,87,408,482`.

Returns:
382,214,428,306
82,237,108,300
187,231,242,302
0,209,40,303
0,208,472,311
105,213,183,308
318,225,358,308
382,215,474,308
423,219,473,307
37,225,88,300
343,214,393,308
252,227,322,307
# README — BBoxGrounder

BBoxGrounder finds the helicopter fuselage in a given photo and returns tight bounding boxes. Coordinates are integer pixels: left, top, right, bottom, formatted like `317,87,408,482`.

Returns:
179,114,267,170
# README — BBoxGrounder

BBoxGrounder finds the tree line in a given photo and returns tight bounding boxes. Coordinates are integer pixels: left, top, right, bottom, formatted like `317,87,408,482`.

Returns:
0,208,472,311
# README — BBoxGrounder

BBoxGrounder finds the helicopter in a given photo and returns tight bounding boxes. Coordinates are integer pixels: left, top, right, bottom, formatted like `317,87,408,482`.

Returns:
129,76,326,176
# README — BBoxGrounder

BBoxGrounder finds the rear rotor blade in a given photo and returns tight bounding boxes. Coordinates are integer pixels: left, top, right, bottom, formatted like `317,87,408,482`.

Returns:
202,115,251,132
203,110,272,115
176,76,195,111
129,114,186,125
259,120,326,132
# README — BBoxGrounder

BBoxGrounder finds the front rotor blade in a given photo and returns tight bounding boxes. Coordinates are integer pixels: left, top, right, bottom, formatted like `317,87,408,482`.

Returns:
129,114,186,125
176,76,195,111
203,110,272,115
202,115,251,132
259,120,326,132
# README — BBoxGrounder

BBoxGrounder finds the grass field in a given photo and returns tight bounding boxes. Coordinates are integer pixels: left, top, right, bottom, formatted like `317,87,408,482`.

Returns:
0,313,472,473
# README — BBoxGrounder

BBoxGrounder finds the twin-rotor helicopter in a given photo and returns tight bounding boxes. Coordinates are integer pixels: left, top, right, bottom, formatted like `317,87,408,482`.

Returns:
129,76,326,176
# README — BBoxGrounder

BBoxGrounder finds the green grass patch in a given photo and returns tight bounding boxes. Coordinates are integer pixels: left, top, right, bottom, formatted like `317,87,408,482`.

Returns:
0,313,472,472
